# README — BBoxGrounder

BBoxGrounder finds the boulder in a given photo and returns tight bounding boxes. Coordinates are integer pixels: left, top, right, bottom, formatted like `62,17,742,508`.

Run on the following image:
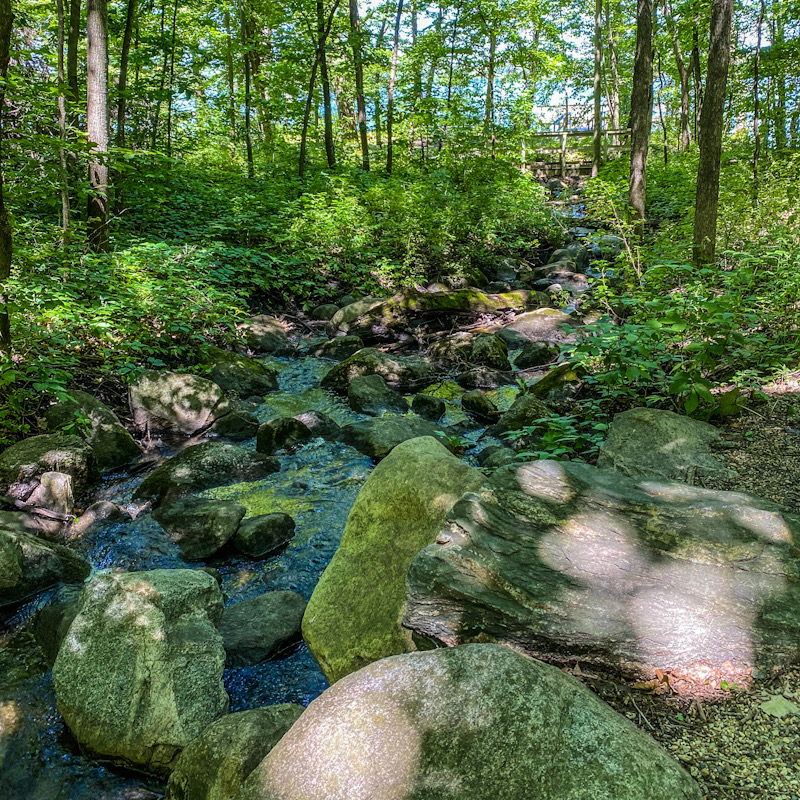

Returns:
428,331,477,368
497,308,577,346
320,348,434,394
0,529,90,608
237,316,294,356
469,333,511,370
303,436,483,683
24,471,74,516
134,442,279,506
455,366,514,389
597,407,735,482
234,513,296,558
492,392,549,434
291,411,340,442
326,289,547,341
165,705,304,800
347,374,409,416
129,371,231,435
338,417,447,461
310,336,364,361
234,644,701,800
152,497,247,560
205,347,279,398
211,410,261,441
219,591,307,667
43,390,141,472
411,394,445,421
310,304,339,321
514,340,560,370
528,362,583,403
461,389,499,422
0,433,96,496
33,583,83,666
256,418,313,455
405,460,800,697
53,569,228,775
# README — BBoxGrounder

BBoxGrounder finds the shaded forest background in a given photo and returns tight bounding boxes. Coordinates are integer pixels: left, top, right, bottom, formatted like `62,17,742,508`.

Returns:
0,0,799,445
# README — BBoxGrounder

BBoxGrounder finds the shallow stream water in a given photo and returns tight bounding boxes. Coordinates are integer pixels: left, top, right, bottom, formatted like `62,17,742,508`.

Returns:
0,350,518,799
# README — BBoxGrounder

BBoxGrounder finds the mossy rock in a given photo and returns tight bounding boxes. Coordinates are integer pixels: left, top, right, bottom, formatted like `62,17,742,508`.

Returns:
165,705,304,800
43,390,141,473
320,348,434,394
302,436,483,683
204,346,279,398
134,442,280,506
0,433,97,495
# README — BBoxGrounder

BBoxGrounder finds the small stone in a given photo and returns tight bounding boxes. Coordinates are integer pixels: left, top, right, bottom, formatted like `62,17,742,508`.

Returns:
234,513,296,558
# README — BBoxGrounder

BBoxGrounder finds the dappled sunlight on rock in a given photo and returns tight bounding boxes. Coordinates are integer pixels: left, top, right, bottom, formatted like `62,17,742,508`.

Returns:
406,460,800,698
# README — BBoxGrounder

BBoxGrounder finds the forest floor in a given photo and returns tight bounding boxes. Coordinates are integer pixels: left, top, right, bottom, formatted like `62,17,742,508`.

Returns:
582,388,800,800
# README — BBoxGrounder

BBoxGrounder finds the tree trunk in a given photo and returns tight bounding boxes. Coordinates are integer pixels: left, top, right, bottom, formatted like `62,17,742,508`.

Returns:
166,0,178,158
773,12,786,151
484,27,496,158
752,0,764,204
386,0,404,174
628,0,653,240
317,0,335,168
67,0,81,109
152,0,167,149
663,0,691,149
57,0,71,245
349,0,370,170
425,4,443,99
604,1,621,146
299,0,340,177
374,18,387,149
87,0,109,253
657,50,668,166
0,0,12,352
241,1,254,178
225,10,236,162
116,0,136,147
692,0,733,265
592,0,603,176
691,8,703,140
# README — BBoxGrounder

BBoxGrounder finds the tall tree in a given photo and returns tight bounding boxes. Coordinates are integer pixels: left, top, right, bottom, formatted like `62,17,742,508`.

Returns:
67,0,81,110
241,0,255,178
349,0,370,170
57,0,71,243
165,0,178,157
386,0,404,174
87,0,110,252
592,0,603,176
752,0,765,203
317,0,336,168
116,0,137,147
0,0,11,352
692,0,733,264
663,0,691,149
628,0,653,239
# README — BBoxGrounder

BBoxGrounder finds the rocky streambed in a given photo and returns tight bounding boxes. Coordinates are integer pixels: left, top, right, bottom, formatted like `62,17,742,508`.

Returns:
2,215,799,800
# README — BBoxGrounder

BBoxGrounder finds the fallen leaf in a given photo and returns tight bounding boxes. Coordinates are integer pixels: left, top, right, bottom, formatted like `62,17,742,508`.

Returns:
760,695,799,718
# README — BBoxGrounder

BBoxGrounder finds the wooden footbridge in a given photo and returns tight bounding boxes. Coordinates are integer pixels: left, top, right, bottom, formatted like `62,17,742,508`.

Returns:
524,103,630,178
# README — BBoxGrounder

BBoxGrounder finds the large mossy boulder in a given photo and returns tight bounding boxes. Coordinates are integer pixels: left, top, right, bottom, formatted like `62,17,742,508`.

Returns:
43,390,141,472
469,332,511,370
347,374,409,416
598,407,735,482
405,460,800,697
0,529,90,608
134,442,279,506
326,289,547,340
219,591,307,667
205,347,279,398
309,335,364,361
53,569,229,774
234,644,701,800
129,371,231,435
338,416,447,461
320,348,434,394
0,433,97,496
302,436,483,683
165,705,304,800
497,307,577,347
152,497,247,560
236,316,295,356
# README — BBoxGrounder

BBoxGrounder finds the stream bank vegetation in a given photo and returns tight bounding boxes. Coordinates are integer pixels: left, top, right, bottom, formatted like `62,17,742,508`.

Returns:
0,0,798,456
